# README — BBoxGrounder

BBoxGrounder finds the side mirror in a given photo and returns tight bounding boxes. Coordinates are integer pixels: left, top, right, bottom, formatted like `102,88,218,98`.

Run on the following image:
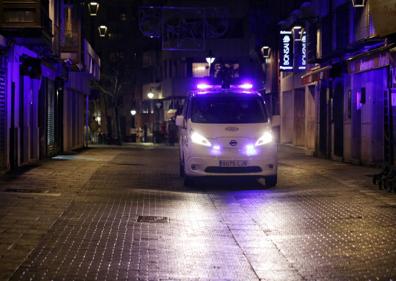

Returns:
175,115,186,128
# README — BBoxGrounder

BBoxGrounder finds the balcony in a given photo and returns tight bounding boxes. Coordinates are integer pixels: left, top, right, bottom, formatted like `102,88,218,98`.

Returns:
60,31,81,66
0,0,52,46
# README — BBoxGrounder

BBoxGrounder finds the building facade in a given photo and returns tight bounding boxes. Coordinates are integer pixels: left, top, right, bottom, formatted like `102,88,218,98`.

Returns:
278,0,396,166
0,0,100,171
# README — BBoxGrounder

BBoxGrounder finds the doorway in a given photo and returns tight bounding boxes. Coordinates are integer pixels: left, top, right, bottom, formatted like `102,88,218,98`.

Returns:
319,82,329,157
10,82,17,169
281,91,293,143
333,79,344,158
294,88,305,146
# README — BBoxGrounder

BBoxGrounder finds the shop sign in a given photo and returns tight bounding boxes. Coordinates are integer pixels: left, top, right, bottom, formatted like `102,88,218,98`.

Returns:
294,31,307,70
280,30,293,71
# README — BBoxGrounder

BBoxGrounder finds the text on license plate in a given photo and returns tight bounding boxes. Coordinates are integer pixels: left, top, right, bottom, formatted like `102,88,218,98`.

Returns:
219,160,248,167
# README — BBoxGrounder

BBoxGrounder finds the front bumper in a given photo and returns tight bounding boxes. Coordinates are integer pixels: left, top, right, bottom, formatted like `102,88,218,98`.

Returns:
184,144,277,177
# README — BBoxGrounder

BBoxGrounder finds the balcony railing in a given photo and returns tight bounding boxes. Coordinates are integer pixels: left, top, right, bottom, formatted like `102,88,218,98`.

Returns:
0,1,52,40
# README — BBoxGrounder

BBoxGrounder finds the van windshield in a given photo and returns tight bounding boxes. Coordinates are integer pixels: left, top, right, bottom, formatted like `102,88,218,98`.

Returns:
190,94,269,124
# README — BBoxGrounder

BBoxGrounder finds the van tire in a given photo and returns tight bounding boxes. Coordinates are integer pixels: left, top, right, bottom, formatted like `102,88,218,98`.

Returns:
184,176,195,187
265,175,277,187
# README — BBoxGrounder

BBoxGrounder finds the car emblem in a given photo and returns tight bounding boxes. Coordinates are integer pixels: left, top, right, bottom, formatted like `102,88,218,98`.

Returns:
229,140,238,146
225,126,239,132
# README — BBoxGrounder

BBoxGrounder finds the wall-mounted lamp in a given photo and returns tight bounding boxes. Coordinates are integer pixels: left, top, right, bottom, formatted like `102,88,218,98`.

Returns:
88,2,100,16
261,46,271,58
147,92,154,99
98,25,108,37
352,0,366,7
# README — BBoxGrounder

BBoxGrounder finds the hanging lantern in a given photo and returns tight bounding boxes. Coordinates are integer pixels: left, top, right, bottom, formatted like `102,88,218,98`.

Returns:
98,25,108,37
352,0,366,7
88,2,100,16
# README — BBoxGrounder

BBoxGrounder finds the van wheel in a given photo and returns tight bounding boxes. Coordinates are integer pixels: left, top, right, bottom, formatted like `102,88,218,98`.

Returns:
265,175,277,187
184,176,195,187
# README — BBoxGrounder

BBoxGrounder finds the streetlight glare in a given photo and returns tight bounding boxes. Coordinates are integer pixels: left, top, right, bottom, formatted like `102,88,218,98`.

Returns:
205,57,215,64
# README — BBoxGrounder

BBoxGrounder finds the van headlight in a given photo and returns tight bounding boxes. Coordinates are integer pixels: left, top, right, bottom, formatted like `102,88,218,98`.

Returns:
191,132,212,147
255,131,273,146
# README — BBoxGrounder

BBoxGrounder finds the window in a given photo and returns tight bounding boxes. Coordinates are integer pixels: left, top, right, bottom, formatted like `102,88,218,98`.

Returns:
192,63,209,77
4,9,35,23
190,95,268,124
213,63,240,79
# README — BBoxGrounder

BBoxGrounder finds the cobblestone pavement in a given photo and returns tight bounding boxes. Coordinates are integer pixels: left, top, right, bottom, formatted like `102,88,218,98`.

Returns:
0,144,395,281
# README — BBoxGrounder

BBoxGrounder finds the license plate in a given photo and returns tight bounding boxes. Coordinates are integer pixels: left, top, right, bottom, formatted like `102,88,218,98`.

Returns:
219,160,248,167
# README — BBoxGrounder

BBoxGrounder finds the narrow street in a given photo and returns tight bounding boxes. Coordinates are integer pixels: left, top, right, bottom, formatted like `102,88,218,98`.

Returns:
0,145,395,281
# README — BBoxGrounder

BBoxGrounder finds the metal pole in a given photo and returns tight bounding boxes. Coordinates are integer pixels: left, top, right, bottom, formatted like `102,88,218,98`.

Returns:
86,94,89,147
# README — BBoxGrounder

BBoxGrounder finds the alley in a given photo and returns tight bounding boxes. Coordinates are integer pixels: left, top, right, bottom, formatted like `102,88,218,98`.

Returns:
0,145,396,281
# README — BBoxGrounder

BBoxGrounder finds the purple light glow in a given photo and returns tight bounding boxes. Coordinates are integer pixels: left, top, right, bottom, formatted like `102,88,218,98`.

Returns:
211,145,221,155
238,83,253,90
245,144,257,156
197,83,212,90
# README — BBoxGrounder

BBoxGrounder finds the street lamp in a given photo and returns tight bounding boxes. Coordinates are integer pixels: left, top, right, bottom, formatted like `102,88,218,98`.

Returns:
205,50,215,77
130,109,136,116
88,2,100,16
147,92,154,99
98,25,108,37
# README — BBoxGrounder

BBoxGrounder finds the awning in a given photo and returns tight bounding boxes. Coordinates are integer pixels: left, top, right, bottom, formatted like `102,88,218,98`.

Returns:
301,65,332,85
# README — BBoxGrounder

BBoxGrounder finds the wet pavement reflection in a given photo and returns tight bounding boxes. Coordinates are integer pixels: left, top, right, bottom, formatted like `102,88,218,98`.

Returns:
8,145,396,281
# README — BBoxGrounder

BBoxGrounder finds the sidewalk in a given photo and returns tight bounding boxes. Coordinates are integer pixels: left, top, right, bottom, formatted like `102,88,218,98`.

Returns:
89,142,179,150
0,148,118,281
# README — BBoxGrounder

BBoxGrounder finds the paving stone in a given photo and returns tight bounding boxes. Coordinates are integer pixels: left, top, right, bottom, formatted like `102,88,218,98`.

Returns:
0,145,394,281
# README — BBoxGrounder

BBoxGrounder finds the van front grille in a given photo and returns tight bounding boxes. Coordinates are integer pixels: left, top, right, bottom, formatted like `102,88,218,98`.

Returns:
204,166,262,173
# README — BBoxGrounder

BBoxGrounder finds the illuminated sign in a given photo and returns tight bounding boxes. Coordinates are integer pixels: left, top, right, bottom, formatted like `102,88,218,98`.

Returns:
294,31,307,70
279,31,293,71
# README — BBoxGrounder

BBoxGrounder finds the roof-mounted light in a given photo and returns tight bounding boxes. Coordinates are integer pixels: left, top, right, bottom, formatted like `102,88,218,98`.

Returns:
238,83,253,90
197,83,212,90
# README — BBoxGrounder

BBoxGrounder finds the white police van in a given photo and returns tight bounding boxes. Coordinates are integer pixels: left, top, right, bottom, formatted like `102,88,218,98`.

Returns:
176,82,277,187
